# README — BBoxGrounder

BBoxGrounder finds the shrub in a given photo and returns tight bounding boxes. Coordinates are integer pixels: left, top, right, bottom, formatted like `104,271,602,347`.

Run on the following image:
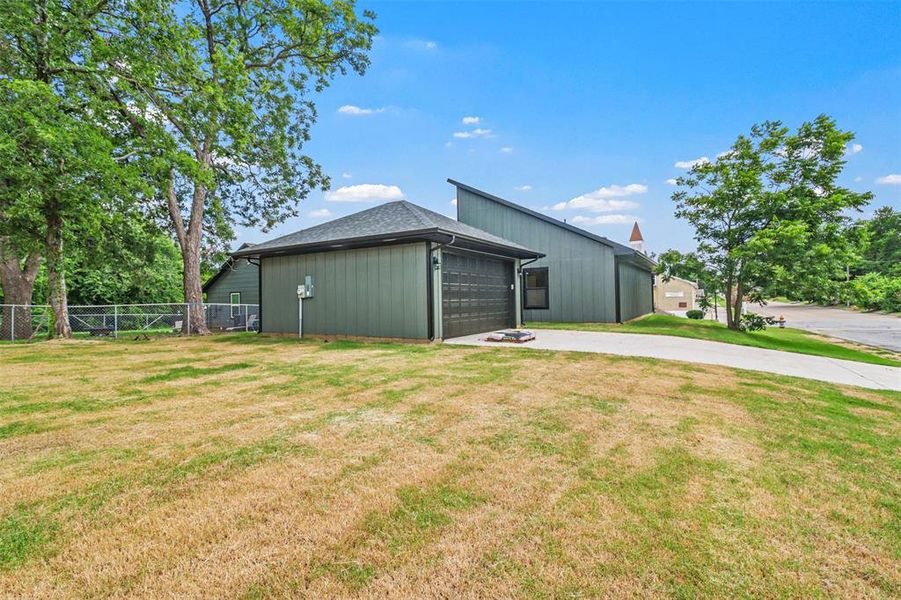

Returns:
685,309,704,320
843,273,901,312
739,312,767,331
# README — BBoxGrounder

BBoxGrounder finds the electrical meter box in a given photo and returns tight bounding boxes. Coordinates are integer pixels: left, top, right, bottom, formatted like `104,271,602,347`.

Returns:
296,275,314,299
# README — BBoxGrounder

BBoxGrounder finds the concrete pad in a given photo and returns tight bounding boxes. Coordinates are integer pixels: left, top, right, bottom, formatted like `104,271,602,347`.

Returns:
445,329,901,391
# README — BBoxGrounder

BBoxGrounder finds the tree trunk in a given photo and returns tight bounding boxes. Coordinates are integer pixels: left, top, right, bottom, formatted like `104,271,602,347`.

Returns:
45,199,72,338
724,278,736,330
166,169,210,335
181,239,208,335
733,281,745,330
0,238,41,341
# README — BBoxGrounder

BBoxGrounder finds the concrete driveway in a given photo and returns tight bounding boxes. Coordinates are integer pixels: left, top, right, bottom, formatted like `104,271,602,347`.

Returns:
445,329,901,391
732,302,901,352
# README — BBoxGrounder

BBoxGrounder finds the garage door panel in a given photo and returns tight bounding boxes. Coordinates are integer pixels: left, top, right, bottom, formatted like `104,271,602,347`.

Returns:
442,251,514,338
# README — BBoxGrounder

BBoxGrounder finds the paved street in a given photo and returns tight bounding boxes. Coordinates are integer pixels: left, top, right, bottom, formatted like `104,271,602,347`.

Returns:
744,302,901,352
446,329,901,391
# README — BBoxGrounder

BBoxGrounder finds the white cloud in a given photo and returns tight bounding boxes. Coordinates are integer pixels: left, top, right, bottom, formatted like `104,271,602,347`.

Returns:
665,178,678,185
552,184,646,212
854,176,863,183
876,174,901,185
341,172,353,179
444,141,453,148
462,116,480,125
716,150,736,159
514,185,532,192
499,146,513,153
453,128,494,139
309,208,333,218
674,156,709,169
847,143,863,155
337,104,386,116
570,215,640,225
404,39,438,51
325,184,404,202
450,198,457,206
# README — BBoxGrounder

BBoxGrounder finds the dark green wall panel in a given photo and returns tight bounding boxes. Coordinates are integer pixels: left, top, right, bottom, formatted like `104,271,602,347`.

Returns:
261,243,429,338
457,188,616,322
206,259,259,305
617,260,654,321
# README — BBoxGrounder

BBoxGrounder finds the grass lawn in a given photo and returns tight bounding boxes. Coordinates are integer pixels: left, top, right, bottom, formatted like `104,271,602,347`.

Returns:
530,314,901,367
0,335,899,597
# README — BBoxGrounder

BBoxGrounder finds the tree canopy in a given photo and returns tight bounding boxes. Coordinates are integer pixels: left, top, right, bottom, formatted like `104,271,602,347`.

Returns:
0,0,377,336
672,115,871,328
94,0,377,332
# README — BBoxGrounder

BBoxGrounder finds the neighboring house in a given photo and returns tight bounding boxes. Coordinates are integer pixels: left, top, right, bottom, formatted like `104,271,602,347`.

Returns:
654,274,700,313
203,242,260,318
233,201,543,340
450,180,655,323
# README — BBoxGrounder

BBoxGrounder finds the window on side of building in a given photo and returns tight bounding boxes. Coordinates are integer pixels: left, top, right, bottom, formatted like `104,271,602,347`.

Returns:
523,267,549,309
230,292,241,318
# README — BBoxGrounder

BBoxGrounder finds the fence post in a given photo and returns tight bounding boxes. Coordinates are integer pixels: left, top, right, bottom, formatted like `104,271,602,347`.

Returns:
186,303,191,336
245,305,249,332
114,304,119,338
11,306,15,343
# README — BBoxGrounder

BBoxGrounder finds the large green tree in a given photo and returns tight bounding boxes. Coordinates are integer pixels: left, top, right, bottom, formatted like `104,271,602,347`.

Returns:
94,0,377,332
0,79,141,337
0,1,147,337
851,207,900,278
672,116,871,329
65,214,183,305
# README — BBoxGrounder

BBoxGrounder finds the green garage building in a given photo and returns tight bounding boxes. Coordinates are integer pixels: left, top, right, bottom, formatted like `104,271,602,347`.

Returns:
234,201,543,340
203,243,259,307
450,180,655,323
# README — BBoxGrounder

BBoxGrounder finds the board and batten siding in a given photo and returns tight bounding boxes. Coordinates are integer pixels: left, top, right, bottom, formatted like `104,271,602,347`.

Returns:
456,188,617,322
205,258,260,305
617,260,654,322
261,242,429,339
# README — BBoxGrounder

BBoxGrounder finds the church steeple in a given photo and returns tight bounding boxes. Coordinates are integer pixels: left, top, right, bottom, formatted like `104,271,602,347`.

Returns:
629,222,644,252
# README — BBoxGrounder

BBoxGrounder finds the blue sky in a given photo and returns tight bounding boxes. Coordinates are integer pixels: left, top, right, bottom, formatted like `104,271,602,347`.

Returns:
236,1,901,254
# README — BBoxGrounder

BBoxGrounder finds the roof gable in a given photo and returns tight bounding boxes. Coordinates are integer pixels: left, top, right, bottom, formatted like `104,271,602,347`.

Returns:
202,244,257,292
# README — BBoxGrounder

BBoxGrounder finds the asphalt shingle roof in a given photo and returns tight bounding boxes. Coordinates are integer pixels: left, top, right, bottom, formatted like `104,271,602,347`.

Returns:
235,201,541,258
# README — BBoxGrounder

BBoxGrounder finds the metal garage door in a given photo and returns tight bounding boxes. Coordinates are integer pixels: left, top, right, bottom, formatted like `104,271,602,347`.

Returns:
441,250,514,338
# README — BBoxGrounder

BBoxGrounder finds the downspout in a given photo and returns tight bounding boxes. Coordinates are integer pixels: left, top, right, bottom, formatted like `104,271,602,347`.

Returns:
518,257,539,272
614,256,622,323
431,234,456,257
517,257,540,326
427,235,456,341
425,242,434,341
248,257,262,333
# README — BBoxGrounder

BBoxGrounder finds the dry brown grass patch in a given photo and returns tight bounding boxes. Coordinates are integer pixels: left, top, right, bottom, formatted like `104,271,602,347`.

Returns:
0,335,898,598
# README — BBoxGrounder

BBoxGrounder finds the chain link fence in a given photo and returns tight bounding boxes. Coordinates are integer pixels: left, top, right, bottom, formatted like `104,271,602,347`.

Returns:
0,303,259,341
